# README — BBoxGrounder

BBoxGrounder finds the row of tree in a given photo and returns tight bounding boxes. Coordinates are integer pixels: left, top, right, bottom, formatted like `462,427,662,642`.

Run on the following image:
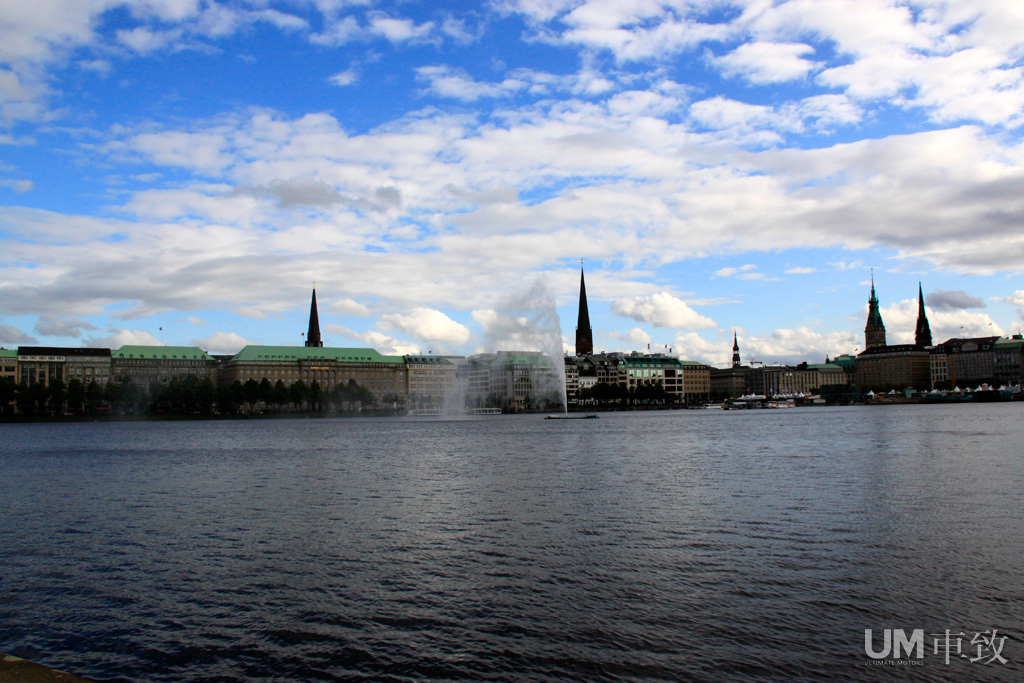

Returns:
0,375,394,417
576,380,676,407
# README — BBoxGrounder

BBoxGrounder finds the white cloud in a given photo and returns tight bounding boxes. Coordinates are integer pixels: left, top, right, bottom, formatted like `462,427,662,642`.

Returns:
0,323,37,345
87,328,161,348
608,326,651,347
330,298,370,316
186,315,206,325
116,27,182,55
612,293,716,330
995,290,1024,307
194,331,253,354
35,316,97,338
785,267,817,274
0,179,32,193
326,324,420,356
380,307,471,345
715,41,817,83
368,14,434,43
329,68,360,87
416,65,525,101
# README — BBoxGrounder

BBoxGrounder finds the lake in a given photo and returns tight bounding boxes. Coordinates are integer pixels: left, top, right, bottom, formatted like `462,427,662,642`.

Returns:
1,404,1022,681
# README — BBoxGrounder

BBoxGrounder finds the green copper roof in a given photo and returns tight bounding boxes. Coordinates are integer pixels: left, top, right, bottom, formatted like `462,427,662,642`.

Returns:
113,345,214,360
806,364,844,370
231,345,403,364
0,349,17,358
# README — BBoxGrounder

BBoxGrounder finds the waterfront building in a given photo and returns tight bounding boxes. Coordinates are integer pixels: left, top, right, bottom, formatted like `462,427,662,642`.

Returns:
221,346,408,401
929,349,951,389
937,336,1001,387
864,274,887,350
829,354,856,378
915,284,933,347
753,363,847,396
710,333,750,399
587,353,626,386
677,360,711,403
111,346,216,388
463,351,563,411
563,356,581,405
17,347,112,387
575,267,594,357
1,349,17,382
404,355,457,408
621,352,685,402
710,366,748,399
855,345,931,392
994,335,1024,386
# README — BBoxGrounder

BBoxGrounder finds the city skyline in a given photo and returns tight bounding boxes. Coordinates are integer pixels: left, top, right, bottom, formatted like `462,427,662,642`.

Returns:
1,1,1023,366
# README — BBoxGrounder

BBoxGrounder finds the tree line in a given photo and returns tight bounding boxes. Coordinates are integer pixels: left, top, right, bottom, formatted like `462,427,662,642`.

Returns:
0,375,397,417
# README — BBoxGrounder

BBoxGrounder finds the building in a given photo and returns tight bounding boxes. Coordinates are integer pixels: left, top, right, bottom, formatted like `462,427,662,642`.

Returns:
575,267,593,356
855,345,931,391
1,349,17,382
710,333,750,398
17,347,113,388
305,287,323,348
221,346,408,401
750,363,848,396
111,346,217,388
405,355,457,407
929,349,950,389
710,366,749,399
938,336,1001,387
864,273,887,350
915,283,933,348
563,356,582,405
677,360,711,403
621,352,684,402
994,336,1024,386
463,351,563,411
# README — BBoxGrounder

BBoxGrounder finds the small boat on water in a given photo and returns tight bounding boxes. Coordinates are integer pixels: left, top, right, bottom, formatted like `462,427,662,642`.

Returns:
545,414,599,420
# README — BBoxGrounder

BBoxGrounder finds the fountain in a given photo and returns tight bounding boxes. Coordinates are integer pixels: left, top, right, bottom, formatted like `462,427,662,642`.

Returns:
475,277,567,413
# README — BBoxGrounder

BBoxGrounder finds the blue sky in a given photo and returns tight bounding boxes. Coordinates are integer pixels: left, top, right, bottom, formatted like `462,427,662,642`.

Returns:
1,0,1023,366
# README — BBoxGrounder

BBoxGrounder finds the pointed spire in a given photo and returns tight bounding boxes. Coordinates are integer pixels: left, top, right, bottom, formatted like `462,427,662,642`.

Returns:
915,282,932,347
305,287,323,348
864,271,886,350
732,330,741,368
575,262,593,356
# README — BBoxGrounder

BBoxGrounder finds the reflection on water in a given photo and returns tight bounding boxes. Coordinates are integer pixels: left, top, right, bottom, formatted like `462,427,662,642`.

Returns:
1,405,1022,681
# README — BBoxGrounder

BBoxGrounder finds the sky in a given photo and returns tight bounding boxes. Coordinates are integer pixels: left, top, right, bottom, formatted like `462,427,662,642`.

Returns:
1,0,1023,367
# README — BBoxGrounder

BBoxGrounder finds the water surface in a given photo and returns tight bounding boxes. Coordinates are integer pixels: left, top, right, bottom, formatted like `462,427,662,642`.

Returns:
1,405,1022,681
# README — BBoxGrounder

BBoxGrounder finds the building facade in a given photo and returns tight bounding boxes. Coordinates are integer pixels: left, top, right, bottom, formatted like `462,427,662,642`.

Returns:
17,347,113,388
221,346,408,400
994,336,1024,386
111,346,217,388
855,345,931,391
405,355,457,407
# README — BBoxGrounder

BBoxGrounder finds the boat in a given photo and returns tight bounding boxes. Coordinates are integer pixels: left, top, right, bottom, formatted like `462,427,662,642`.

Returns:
545,414,598,420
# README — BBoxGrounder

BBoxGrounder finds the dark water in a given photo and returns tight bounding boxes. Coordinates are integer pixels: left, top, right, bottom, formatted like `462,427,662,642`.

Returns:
1,405,1022,682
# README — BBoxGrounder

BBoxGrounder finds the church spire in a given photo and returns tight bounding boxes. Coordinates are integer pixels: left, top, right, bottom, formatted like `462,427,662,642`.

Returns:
915,282,932,348
305,287,323,348
864,270,886,350
575,263,593,356
732,331,741,367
